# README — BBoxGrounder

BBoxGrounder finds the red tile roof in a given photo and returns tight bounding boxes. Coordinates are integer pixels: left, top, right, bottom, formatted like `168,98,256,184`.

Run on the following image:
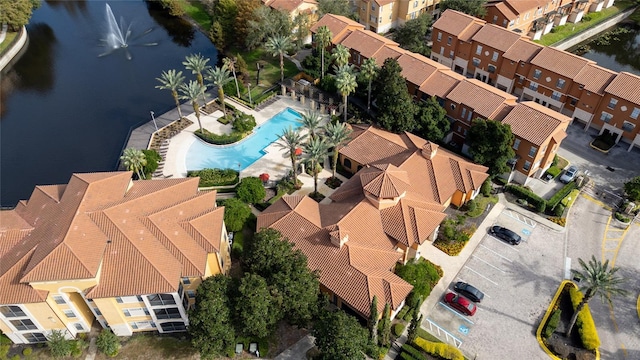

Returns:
433,10,485,39
573,64,617,95
471,24,523,52
502,39,543,62
310,14,364,44
419,70,465,99
396,52,448,87
604,72,640,105
501,101,571,145
530,46,594,79
446,79,518,119
341,29,398,59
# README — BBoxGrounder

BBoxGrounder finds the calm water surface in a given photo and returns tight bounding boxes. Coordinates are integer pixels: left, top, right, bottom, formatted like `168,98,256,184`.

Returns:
0,0,217,207
571,23,640,75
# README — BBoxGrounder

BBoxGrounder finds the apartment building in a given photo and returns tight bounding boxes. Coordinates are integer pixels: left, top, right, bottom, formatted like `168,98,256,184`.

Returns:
0,172,230,344
356,0,441,33
431,9,640,151
263,0,319,44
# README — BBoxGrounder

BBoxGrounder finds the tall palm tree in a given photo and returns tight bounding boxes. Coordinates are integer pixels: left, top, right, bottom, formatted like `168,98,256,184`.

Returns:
303,137,329,195
325,122,352,179
566,255,628,337
223,56,240,98
265,35,293,83
315,25,333,79
335,64,358,123
183,53,211,105
178,80,206,133
205,65,233,119
155,69,186,119
300,110,323,140
120,147,147,180
360,57,379,112
331,44,350,68
275,126,307,189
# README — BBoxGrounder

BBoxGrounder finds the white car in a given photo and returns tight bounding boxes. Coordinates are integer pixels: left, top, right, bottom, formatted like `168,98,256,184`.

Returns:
560,165,578,183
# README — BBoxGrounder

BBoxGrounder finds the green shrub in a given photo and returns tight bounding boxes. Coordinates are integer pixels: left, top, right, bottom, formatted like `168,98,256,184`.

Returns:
393,323,406,336
142,149,161,178
23,347,33,356
481,179,492,196
70,339,87,358
403,310,414,321
543,309,562,339
187,168,239,187
546,165,562,178
401,344,427,360
47,330,73,358
236,177,267,204
413,337,463,360
554,204,565,217
568,286,601,351
505,184,546,212
547,182,577,211
561,189,580,208
400,351,417,360
194,128,244,145
614,212,631,223
220,198,252,232
395,259,443,307
466,199,477,213
232,112,256,133
396,306,409,320
96,329,120,357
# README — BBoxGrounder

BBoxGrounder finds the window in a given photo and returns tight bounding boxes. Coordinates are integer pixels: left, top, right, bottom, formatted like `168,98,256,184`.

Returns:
518,76,524,84
370,15,376,22
371,4,375,10
528,146,538,157
115,296,142,304
181,277,191,285
187,291,196,298
488,65,496,74
154,308,182,320
437,32,442,41
631,107,640,119
160,322,186,332
93,308,102,316
461,108,466,119
623,121,636,131
533,69,542,80
600,112,613,123
450,103,456,110
493,15,498,23
523,161,532,171
63,309,77,318
414,1,418,7
509,19,515,27
607,98,618,109
1,306,26,318
23,333,47,343
492,51,499,62
53,295,66,305
147,294,176,306
503,19,508,26
570,98,578,106
579,84,585,90
130,321,156,330
447,36,452,45
11,319,37,331
556,78,565,89
513,138,521,150
74,323,84,331
123,308,150,317
529,82,539,91
449,50,454,59
552,91,562,101
472,58,480,67
379,17,382,23
475,45,482,55
343,159,352,168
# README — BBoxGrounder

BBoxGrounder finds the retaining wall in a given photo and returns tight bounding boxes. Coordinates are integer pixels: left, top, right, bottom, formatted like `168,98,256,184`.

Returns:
552,7,637,50
0,26,28,72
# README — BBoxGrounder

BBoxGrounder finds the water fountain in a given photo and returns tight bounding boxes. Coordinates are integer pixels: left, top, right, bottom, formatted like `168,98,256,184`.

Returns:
99,3,158,60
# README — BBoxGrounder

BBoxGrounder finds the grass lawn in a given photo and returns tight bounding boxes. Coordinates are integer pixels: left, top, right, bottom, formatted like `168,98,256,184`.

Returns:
467,195,498,218
184,0,212,31
556,155,569,170
0,32,18,54
536,0,637,46
230,47,299,89
94,334,197,360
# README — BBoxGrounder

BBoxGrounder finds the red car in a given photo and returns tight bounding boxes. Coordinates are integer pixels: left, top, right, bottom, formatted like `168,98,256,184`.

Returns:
444,292,477,316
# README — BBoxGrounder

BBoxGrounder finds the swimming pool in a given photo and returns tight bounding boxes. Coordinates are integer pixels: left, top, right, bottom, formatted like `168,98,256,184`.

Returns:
185,108,303,171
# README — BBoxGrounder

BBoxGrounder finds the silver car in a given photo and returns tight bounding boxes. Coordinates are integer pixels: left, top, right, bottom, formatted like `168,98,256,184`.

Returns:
560,165,578,183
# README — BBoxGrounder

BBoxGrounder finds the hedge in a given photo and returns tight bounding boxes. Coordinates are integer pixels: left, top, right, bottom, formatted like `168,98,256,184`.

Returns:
413,337,463,360
505,184,547,212
401,344,427,360
547,181,577,210
545,165,562,178
195,128,244,145
393,323,406,336
187,168,239,187
568,286,601,351
396,306,409,320
561,189,580,208
543,309,562,339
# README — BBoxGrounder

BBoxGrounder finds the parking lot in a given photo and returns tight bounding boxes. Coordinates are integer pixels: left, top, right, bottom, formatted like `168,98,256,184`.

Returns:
425,208,566,359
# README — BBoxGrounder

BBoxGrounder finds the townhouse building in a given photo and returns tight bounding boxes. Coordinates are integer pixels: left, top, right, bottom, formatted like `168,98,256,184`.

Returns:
356,0,442,33
0,172,230,344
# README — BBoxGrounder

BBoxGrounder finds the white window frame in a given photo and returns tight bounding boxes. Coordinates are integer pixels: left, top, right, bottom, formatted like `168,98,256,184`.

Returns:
63,309,77,318
607,98,618,109
437,32,442,41
622,121,635,131
533,69,542,80
523,160,532,171
528,146,538,157
556,78,565,89
600,111,613,123
53,295,67,305
631,107,640,120
476,45,482,55
513,138,521,150
492,51,499,62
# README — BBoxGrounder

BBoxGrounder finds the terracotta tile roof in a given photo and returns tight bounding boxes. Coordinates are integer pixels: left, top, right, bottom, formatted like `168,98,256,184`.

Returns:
460,22,484,42
380,197,446,247
573,64,617,95
310,14,364,44
265,0,317,12
370,46,406,67
396,52,448,87
446,79,518,119
433,10,485,39
530,46,593,79
502,0,549,14
0,250,48,304
419,69,465,98
340,29,398,59
501,101,571,145
360,164,411,199
339,125,413,165
604,72,640,104
0,172,226,302
491,1,517,19
502,39,543,62
374,0,395,6
471,24,523,52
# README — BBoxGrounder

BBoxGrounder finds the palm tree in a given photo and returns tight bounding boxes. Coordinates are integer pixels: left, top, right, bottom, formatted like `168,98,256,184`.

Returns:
275,126,307,189
566,255,628,337
205,65,233,119
360,57,379,112
315,25,333,79
183,53,211,105
325,122,352,179
265,35,293,83
300,110,323,140
303,137,329,195
223,56,240,98
120,148,147,180
178,80,206,133
155,69,186,119
331,44,350,68
335,64,358,123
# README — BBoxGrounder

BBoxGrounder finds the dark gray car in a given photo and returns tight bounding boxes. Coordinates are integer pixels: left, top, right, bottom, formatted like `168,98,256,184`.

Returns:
489,225,522,245
453,281,485,303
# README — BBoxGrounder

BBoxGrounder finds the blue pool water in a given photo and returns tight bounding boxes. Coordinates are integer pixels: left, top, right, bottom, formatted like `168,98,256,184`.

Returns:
185,108,303,171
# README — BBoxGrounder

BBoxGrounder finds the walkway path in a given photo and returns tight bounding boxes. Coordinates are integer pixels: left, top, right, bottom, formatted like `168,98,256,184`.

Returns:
0,23,8,44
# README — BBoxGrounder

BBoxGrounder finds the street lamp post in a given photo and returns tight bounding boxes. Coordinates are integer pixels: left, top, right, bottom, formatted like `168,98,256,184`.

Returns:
150,111,158,131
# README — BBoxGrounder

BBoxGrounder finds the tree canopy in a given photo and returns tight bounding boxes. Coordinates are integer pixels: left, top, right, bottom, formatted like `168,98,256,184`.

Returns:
312,310,370,360
0,0,41,31
220,198,251,232
467,118,515,177
440,0,487,17
236,176,266,204
317,0,352,18
245,6,292,50
415,96,450,142
373,58,417,133
235,273,282,338
623,176,640,201
393,14,432,56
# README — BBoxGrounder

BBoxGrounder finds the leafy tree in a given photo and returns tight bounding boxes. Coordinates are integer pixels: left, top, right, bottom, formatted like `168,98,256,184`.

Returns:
156,69,186,119
325,122,352,178
567,256,628,337
300,110,323,140
623,176,640,201
373,58,416,133
235,53,249,78
211,0,238,47
265,35,293,83
440,0,487,17
315,25,333,79
208,21,226,50
235,273,282,338
331,44,350,68
415,96,449,142
0,0,40,31
304,137,330,195
467,118,515,177
120,148,147,180
96,329,120,357
236,176,266,204
220,198,251,232
179,80,206,133
359,57,378,112
183,53,211,106
245,6,293,50
142,149,162,178
223,57,241,98
317,0,352,18
276,126,307,188
205,65,233,119
189,275,236,358
157,0,186,16
378,303,391,347
312,310,369,360
47,330,73,358
393,14,432,56
335,64,358,123
407,310,423,344
293,12,313,50
233,0,262,46
232,113,256,133
368,296,379,345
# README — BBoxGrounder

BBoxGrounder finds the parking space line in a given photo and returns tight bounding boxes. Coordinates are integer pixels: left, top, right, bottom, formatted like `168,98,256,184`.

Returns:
457,278,490,298
479,243,515,261
471,255,506,273
486,235,521,251
464,266,499,286
504,210,537,228
438,302,475,324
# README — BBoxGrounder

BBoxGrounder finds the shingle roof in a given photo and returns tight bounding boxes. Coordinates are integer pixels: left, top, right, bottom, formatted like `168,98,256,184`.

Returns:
396,52,447,87
471,24,523,52
573,64,617,95
446,79,518,119
604,72,640,104
433,10,485,39
502,39,543,62
341,29,398,59
501,101,571,145
530,46,593,78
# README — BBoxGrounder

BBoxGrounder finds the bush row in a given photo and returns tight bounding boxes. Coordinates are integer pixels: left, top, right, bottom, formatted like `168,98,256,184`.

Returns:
187,168,239,187
401,344,427,360
505,184,547,212
195,128,244,145
547,182,577,210
568,286,601,350
413,337,463,360
542,309,562,339
393,323,406,337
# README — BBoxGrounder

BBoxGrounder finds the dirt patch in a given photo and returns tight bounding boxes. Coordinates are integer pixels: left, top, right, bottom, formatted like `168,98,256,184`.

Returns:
269,322,310,358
